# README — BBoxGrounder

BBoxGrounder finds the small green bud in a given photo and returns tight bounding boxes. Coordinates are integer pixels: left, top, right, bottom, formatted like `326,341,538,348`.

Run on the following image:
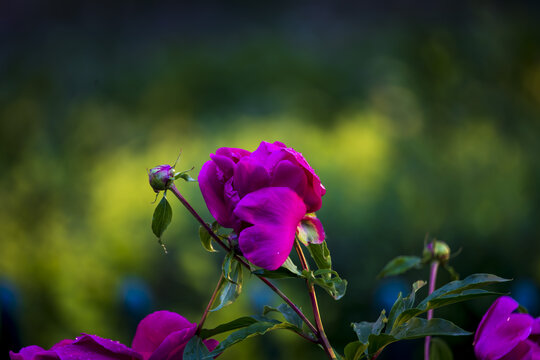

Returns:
423,239,451,264
148,165,175,192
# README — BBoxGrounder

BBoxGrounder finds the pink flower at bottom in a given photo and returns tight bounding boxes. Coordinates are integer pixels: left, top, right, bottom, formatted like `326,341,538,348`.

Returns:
9,334,142,360
474,296,540,360
132,310,218,360
10,311,218,360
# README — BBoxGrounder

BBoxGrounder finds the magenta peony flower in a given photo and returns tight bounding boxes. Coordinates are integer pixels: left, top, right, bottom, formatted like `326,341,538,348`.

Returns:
474,296,540,360
9,334,142,360
198,141,326,270
132,310,218,360
10,311,217,360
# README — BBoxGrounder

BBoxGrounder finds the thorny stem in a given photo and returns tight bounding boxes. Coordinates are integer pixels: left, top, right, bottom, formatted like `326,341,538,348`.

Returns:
294,240,337,360
168,184,318,337
424,261,440,360
196,274,225,335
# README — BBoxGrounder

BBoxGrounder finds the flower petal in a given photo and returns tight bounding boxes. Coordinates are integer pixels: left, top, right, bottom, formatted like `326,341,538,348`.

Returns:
474,298,533,360
55,334,141,360
234,187,307,270
198,161,235,228
475,297,522,346
202,339,219,353
209,154,235,178
297,215,326,245
147,327,197,360
532,318,540,335
233,157,270,198
271,160,307,199
500,341,532,360
132,311,195,359
9,346,52,360
214,147,251,162
250,141,325,212
526,340,540,360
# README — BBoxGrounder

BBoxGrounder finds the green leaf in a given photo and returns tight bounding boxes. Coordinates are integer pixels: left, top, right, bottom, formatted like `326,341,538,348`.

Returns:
199,317,259,339
430,338,454,360
303,269,348,300
211,221,221,233
344,341,367,360
252,257,303,279
263,303,304,329
282,257,303,276
222,252,238,283
206,317,303,358
352,310,387,344
390,318,471,339
307,242,332,272
252,268,301,279
183,335,211,360
366,333,396,357
444,264,460,281
365,318,470,357
199,226,217,252
426,289,504,309
404,280,427,309
421,274,509,306
378,256,422,278
394,274,510,327
152,196,172,239
386,280,426,332
211,254,243,312
175,169,197,182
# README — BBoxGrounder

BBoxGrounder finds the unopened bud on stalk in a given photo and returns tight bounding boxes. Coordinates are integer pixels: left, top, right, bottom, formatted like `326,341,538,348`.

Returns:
423,239,451,264
148,165,175,192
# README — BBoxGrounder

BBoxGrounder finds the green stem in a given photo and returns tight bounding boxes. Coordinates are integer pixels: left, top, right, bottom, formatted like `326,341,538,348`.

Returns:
168,183,318,336
294,240,337,360
196,274,225,335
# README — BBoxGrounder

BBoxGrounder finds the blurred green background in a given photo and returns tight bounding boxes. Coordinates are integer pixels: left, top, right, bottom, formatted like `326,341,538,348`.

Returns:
1,1,540,359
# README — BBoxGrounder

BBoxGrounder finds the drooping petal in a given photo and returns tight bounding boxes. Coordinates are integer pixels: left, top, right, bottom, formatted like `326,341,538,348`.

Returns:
9,346,52,360
271,160,307,199
532,318,540,335
475,297,523,346
500,341,532,360
132,311,195,359
147,327,197,360
55,334,141,360
202,339,219,353
198,161,235,228
234,187,307,270
296,215,326,245
474,297,533,360
251,141,325,213
527,340,540,360
209,154,236,178
233,157,270,198
50,340,74,349
214,147,251,162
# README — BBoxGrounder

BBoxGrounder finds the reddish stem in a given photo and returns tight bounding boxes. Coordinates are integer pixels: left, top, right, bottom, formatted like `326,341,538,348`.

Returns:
294,240,337,360
196,274,224,335
168,184,318,336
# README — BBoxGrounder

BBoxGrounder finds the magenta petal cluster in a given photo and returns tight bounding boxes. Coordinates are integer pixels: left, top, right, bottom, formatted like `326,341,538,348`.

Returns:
474,296,540,360
10,311,218,360
132,310,218,360
198,141,326,270
9,334,142,360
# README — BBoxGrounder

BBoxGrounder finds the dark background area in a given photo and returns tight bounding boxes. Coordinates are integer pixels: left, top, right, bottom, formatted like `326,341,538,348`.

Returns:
1,1,540,359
